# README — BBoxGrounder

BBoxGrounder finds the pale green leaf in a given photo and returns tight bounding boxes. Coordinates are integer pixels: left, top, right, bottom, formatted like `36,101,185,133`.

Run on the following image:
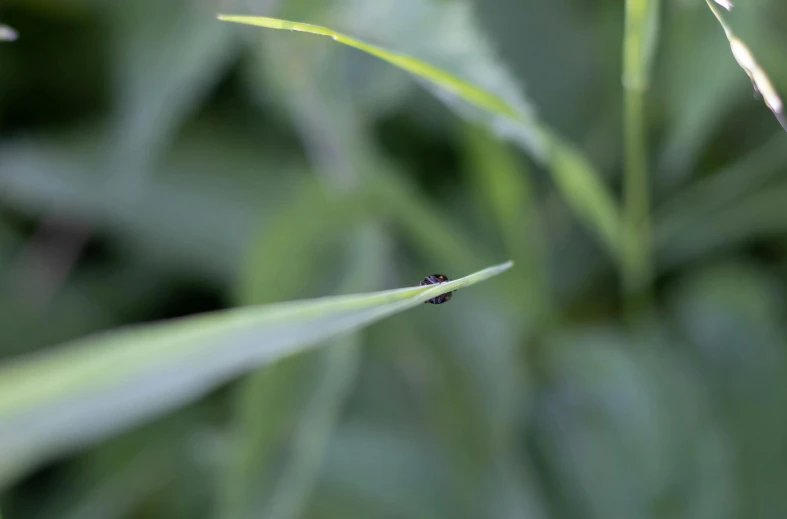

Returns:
0,261,512,487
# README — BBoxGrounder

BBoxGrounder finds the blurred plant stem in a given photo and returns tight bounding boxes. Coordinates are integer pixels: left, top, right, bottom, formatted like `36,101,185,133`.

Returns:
622,0,660,319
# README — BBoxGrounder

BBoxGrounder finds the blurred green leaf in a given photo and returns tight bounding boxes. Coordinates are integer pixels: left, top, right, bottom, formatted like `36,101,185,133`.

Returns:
656,132,787,230
218,13,623,258
105,0,238,196
461,123,551,320
44,410,205,519
0,261,512,487
670,263,787,517
260,339,359,519
0,120,303,283
657,184,787,270
532,328,713,519
316,423,457,518
547,139,621,256
0,259,171,357
656,2,747,186
217,353,310,519
234,181,367,305
223,219,386,519
245,24,500,278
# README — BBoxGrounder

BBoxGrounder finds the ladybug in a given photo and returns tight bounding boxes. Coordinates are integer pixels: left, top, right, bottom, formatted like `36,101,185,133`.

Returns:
419,274,453,304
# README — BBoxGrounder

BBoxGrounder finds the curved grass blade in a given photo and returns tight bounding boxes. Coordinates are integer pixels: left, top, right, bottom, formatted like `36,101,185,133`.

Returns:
0,261,513,488
217,14,623,259
218,15,520,121
705,0,787,132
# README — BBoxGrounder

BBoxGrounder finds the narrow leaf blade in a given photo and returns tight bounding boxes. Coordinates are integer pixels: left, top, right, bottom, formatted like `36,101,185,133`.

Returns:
0,261,513,487
217,14,623,257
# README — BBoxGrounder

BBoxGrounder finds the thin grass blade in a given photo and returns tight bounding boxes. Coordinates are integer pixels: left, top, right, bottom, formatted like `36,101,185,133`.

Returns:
0,261,513,488
217,14,623,259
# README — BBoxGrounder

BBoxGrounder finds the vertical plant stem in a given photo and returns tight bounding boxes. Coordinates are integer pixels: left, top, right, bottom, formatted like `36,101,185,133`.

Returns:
623,88,651,307
622,0,660,316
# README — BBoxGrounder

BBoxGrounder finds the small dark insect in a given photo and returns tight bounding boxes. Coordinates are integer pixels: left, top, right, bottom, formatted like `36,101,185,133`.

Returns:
420,274,453,305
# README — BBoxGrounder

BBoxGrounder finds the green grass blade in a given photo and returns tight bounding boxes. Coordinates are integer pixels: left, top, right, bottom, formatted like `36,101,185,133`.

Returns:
705,0,787,132
217,14,623,259
217,15,520,121
0,261,512,487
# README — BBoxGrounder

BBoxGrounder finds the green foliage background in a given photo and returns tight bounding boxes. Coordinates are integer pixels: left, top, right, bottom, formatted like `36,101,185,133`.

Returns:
1,0,787,518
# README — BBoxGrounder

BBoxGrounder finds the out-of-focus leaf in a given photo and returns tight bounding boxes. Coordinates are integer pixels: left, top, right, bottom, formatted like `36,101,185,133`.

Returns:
247,29,497,281
224,220,385,519
0,260,171,357
656,2,747,187
461,123,551,321
670,264,787,517
656,184,787,270
314,424,458,518
657,131,787,219
547,139,621,256
38,411,202,519
417,319,546,519
217,352,309,519
104,0,238,198
531,328,713,519
218,13,623,258
0,261,512,488
0,121,302,283
2,403,216,519
234,181,368,305
655,131,787,246
259,339,359,519
368,169,497,275
476,0,601,138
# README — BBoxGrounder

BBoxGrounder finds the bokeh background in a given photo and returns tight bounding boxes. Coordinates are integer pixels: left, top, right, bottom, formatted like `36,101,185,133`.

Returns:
2,0,787,518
